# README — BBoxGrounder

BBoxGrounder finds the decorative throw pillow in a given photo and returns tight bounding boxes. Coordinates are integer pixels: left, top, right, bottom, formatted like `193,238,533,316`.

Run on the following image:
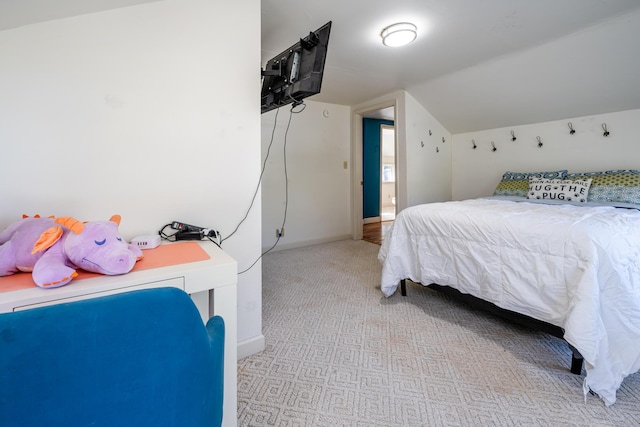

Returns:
566,170,640,204
493,170,568,197
527,178,592,203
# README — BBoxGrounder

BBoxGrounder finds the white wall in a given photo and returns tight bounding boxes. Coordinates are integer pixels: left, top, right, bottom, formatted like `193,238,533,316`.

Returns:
348,90,452,240
404,92,453,206
261,100,351,251
0,0,264,355
451,108,640,200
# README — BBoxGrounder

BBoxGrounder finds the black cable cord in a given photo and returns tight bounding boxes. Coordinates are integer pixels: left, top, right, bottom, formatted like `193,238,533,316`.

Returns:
159,223,178,241
239,102,301,274
157,101,301,272
156,103,285,252
204,233,222,249
221,106,282,245
158,223,222,248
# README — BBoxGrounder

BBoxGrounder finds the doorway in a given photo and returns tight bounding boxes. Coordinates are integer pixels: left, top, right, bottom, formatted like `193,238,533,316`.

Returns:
362,117,394,224
361,107,396,245
380,125,396,222
351,98,400,241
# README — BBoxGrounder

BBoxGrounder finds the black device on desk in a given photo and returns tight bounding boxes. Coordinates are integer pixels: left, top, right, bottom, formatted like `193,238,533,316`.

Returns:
171,221,216,240
162,221,218,241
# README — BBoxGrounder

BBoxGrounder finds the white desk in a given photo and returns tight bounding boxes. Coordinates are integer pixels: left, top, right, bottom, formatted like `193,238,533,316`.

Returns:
0,241,238,427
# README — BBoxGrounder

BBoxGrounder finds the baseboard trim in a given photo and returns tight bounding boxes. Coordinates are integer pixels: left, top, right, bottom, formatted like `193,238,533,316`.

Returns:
363,216,381,224
262,234,352,253
237,334,265,360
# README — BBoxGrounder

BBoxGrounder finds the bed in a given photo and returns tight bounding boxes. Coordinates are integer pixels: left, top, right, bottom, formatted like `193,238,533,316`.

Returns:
378,169,640,406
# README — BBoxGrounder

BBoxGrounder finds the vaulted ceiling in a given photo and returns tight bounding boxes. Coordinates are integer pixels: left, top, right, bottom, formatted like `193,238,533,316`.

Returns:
262,0,640,133
0,0,159,31
3,1,640,134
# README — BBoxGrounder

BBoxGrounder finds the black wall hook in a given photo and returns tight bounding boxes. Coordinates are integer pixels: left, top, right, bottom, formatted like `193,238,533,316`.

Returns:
602,123,610,137
536,136,543,148
472,139,477,149
510,130,516,141
568,122,575,135
491,141,497,152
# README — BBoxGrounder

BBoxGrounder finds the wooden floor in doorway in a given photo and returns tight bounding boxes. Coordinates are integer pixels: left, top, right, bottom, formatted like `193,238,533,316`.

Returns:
363,221,394,245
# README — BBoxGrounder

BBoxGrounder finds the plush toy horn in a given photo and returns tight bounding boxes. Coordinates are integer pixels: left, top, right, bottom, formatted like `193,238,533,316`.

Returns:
55,217,85,234
109,215,121,226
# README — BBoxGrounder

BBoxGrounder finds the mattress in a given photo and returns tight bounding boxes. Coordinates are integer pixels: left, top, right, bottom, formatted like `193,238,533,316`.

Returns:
378,197,640,406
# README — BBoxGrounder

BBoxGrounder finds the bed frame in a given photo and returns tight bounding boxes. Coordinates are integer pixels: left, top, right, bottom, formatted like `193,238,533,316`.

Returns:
400,279,584,375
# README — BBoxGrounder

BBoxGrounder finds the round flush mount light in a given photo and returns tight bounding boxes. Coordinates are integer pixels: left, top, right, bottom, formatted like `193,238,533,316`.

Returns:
381,22,417,47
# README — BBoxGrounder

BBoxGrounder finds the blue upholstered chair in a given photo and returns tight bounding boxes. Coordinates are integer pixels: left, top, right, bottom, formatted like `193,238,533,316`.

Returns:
0,287,224,427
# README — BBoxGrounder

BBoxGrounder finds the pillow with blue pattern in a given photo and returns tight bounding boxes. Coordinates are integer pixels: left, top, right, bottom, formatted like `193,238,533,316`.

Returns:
493,170,568,197
566,169,640,204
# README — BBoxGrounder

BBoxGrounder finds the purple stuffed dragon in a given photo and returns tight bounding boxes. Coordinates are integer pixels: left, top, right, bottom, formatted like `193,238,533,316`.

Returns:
0,215,143,288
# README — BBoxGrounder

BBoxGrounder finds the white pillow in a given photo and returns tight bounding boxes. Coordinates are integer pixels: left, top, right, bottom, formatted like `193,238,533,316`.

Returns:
527,178,592,203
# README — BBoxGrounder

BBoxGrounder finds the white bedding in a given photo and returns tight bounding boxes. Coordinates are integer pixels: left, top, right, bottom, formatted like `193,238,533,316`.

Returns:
378,197,640,406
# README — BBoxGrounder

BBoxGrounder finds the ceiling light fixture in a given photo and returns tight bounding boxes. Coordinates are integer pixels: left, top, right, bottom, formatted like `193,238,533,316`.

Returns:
380,22,417,47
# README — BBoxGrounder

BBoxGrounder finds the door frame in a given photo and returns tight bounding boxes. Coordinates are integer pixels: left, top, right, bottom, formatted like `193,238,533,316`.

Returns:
351,99,399,240
380,124,396,222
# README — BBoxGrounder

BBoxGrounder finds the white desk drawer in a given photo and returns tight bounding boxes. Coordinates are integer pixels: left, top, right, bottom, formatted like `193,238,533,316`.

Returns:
13,277,185,311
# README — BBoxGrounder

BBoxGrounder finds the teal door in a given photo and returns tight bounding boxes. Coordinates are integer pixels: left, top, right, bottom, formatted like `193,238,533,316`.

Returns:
363,118,394,219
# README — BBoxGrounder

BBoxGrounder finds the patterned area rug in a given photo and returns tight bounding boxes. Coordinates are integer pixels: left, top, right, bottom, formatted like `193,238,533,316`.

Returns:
238,240,640,426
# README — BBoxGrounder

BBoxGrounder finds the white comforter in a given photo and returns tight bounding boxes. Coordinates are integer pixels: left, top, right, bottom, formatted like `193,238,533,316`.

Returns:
378,198,640,406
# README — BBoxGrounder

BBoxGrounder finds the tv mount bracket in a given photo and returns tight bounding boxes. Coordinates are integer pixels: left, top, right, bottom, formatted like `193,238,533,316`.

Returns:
300,30,319,50
261,29,319,78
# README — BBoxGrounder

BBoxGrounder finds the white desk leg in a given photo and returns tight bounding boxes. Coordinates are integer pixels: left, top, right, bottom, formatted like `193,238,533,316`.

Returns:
210,286,237,427
189,291,209,323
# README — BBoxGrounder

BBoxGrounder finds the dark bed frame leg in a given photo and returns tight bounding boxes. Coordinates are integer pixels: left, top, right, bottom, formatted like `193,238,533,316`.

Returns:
568,343,583,374
399,278,585,375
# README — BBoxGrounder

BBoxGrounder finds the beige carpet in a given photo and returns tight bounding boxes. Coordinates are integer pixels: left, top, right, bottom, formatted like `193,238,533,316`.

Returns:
237,239,640,426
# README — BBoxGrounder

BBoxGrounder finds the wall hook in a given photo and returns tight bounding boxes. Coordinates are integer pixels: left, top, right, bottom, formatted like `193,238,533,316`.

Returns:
568,122,575,135
420,141,424,148
491,141,497,152
536,136,543,148
472,139,477,149
442,137,446,143
436,146,440,153
429,129,432,136
602,123,610,137
510,130,516,141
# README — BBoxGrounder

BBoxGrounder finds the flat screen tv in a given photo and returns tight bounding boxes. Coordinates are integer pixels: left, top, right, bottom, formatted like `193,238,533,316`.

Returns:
261,21,332,114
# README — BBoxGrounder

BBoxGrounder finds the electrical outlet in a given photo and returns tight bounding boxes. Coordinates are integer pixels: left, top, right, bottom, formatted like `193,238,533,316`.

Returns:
276,228,285,238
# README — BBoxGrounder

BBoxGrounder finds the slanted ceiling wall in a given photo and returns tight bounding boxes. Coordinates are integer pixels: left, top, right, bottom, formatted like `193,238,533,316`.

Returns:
408,7,640,135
